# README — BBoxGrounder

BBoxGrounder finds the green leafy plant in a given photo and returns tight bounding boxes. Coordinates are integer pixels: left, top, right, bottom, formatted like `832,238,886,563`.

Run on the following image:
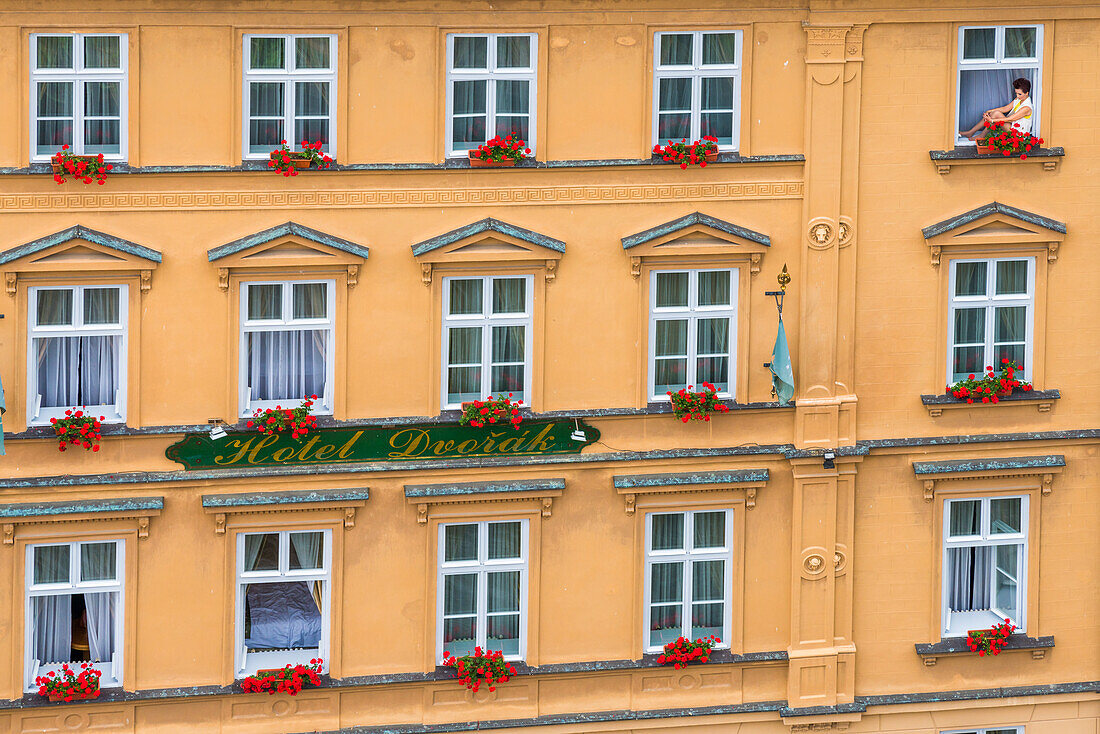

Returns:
442,648,516,692
667,383,730,422
459,394,524,429
657,635,720,669
269,140,333,176
948,358,1032,404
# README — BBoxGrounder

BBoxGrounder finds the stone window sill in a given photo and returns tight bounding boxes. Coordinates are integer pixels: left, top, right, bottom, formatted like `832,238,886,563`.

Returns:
928,146,1064,174
915,634,1054,665
920,389,1060,417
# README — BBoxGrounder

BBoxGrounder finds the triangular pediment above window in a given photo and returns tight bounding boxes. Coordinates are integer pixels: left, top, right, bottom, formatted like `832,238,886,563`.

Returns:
0,225,162,294
208,222,368,289
922,202,1066,266
620,212,770,278
411,218,565,284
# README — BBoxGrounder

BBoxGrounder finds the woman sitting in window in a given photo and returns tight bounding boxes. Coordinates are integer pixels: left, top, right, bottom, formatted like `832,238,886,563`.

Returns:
960,77,1035,140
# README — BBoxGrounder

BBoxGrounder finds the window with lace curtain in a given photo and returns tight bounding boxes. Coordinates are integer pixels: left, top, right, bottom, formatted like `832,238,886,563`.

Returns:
948,258,1034,385
649,269,737,401
644,510,733,653
437,520,528,662
27,285,127,426
239,280,334,416
441,275,533,409
24,540,124,691
30,34,127,161
446,33,537,158
653,31,741,152
956,25,1042,147
942,495,1027,637
242,35,337,159
235,530,331,677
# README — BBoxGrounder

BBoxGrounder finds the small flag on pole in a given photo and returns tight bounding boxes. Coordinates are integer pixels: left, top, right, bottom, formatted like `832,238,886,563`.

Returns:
769,316,795,405
0,370,6,456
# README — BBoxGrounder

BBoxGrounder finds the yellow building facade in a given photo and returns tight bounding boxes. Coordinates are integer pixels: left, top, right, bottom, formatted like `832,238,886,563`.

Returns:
0,1,1096,732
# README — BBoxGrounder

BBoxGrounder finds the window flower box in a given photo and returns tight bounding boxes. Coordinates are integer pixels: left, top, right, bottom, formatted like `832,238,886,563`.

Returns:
657,635,720,669
667,383,729,422
468,134,530,167
50,409,105,452
268,140,333,176
967,621,1017,658
246,395,319,440
947,358,1031,405
459,394,524,429
240,660,323,695
36,663,102,702
50,145,112,185
978,120,1044,160
442,648,516,692
653,137,719,169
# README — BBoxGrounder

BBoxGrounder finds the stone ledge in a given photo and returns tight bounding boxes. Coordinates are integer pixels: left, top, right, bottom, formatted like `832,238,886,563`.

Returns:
921,389,1061,417
928,146,1064,174
915,634,1054,665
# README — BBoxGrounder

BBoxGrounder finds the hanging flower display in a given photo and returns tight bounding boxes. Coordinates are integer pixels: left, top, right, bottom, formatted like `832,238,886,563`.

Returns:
667,383,730,422
948,358,1032,404
442,648,516,692
657,636,720,669
50,409,105,452
247,395,320,439
36,663,102,701
240,660,323,695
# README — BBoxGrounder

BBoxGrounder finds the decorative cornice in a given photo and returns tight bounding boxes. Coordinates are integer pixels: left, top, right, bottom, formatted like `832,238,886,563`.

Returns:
0,496,163,544
200,488,368,533
207,221,368,262
613,469,769,512
915,634,1055,665
914,454,1065,501
921,202,1066,240
404,478,565,524
621,212,770,250
411,217,565,257
0,225,162,266
921,389,1060,417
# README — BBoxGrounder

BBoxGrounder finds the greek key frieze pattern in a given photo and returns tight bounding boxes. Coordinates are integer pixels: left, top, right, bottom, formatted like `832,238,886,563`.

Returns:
0,182,803,212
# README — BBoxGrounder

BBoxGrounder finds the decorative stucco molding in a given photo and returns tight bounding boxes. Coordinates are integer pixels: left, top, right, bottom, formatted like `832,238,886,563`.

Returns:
613,469,768,513
404,479,565,523
913,454,1064,501
201,488,369,533
0,497,164,544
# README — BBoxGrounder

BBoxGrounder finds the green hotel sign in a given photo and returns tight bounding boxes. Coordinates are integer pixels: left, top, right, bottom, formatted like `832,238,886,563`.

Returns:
165,421,600,471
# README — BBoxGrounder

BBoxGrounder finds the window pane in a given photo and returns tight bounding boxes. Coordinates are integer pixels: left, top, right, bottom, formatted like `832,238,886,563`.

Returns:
952,346,984,382
650,562,683,603
443,573,477,615
488,522,521,560
697,356,728,391
649,604,682,647
80,542,117,581
994,545,1019,618
295,81,329,118
659,33,693,65
248,284,282,320
292,283,327,319
1004,27,1037,58
655,358,687,393
84,36,120,69
250,37,285,69
994,343,1025,370
946,545,991,612
693,512,726,549
487,571,519,613
34,545,70,584
962,27,996,59
37,119,73,156
37,36,73,69
250,82,284,117
697,319,729,355
692,560,724,601
246,329,327,402
691,601,723,640
959,68,1036,137
655,272,689,308
495,80,529,114
701,77,734,110
491,326,524,363
288,532,324,570
495,115,529,142
948,500,981,537
84,120,120,155
444,524,478,562
994,306,1026,343
85,82,120,116
295,37,330,69
702,33,736,65
995,260,1028,295
490,364,524,395
295,118,329,148
448,327,481,366
84,288,120,325
38,81,73,117
449,279,483,315
496,36,530,68
487,614,520,656
37,289,73,326
954,262,987,297
452,80,486,116
249,119,284,154
698,271,731,306
655,320,687,357
453,36,487,69
35,334,119,409
492,278,526,314
657,77,691,112
244,533,279,571
448,368,481,403
651,513,684,551
991,498,1022,534
452,116,486,149
443,616,476,656
953,308,985,345
701,113,733,146
658,113,691,142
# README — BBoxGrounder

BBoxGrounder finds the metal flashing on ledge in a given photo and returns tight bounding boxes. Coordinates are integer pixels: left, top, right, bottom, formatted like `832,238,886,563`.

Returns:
200,488,369,534
928,146,1064,174
411,217,565,256
0,224,163,266
613,469,769,512
914,454,1065,501
621,211,771,249
921,389,1060,417
921,201,1067,240
207,221,369,262
0,497,164,544
915,634,1055,666
404,479,566,524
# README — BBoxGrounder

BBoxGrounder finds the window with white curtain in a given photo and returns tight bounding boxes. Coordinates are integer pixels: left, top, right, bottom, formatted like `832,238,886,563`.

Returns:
653,31,741,151
27,285,127,425
446,34,537,157
441,275,533,409
30,33,127,161
644,510,733,653
24,540,124,691
235,530,331,676
942,495,1027,637
942,727,1023,734
437,520,528,662
956,25,1042,146
242,35,337,159
239,280,334,416
948,258,1033,385
649,269,737,401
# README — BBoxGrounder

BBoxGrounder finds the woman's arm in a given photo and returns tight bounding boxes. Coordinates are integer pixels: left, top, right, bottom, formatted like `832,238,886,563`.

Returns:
1001,105,1032,122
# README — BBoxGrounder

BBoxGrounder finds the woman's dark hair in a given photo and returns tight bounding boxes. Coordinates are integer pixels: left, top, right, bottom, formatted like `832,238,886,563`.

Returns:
1013,78,1032,94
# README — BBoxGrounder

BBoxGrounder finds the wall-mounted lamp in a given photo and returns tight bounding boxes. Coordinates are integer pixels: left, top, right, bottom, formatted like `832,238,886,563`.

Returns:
570,419,587,442
822,449,836,470
209,419,228,441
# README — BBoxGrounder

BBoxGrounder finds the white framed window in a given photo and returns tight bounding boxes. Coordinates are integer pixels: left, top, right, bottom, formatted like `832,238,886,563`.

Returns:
942,728,1023,734
242,34,337,160
948,258,1034,385
437,520,528,662
24,540,124,691
956,25,1042,146
441,275,533,409
239,280,335,416
235,529,331,677
942,495,1027,637
29,33,128,162
445,33,537,158
644,510,733,653
649,269,737,401
27,285,127,425
653,31,741,152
